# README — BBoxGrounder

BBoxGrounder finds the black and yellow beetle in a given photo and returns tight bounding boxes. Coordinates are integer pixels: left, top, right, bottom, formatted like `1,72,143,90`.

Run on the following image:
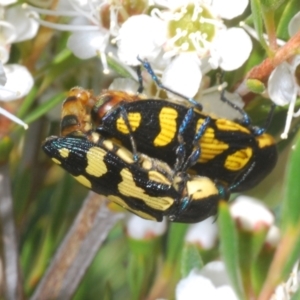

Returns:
43,130,230,223
88,90,277,192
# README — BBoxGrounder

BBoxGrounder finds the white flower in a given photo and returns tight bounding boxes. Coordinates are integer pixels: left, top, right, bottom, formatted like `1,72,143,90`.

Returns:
162,52,202,98
25,0,149,73
0,64,31,129
0,3,37,130
117,0,252,99
1,65,34,101
25,0,110,71
209,27,252,71
176,263,238,300
0,64,31,127
185,217,218,249
0,0,17,7
268,57,300,139
230,195,274,231
266,11,300,139
265,225,281,248
271,261,300,300
117,14,166,66
288,11,300,37
126,215,167,240
0,5,39,63
5,5,39,43
67,29,109,59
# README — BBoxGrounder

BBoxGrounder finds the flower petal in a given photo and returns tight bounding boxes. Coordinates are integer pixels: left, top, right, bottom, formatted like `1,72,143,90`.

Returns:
162,53,202,98
1,64,33,101
6,5,39,42
0,43,10,64
126,215,167,240
117,15,166,66
211,28,252,71
0,62,7,85
199,261,232,287
0,0,17,5
215,285,239,300
230,196,274,231
212,0,249,20
67,30,109,59
176,271,216,300
288,11,300,38
268,62,297,106
185,217,218,249
200,90,244,120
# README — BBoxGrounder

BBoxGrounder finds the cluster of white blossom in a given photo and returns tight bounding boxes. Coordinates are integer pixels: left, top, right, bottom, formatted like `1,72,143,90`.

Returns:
0,0,39,129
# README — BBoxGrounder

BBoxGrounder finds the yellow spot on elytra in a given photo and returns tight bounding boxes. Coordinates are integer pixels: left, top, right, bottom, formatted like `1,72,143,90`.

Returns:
73,175,92,188
196,119,229,162
148,170,171,185
186,177,218,201
116,147,134,164
103,139,114,151
154,107,178,146
224,147,252,171
108,195,157,220
116,112,141,134
118,168,174,211
86,147,107,177
52,158,61,165
216,119,250,134
59,148,70,158
256,133,275,148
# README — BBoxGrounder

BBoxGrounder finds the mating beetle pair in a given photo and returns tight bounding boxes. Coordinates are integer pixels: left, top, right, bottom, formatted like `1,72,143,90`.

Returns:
43,59,277,223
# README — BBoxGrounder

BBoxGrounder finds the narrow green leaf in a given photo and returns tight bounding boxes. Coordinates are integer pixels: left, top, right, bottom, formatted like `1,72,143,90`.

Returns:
218,201,245,300
0,137,13,164
260,0,284,11
282,233,300,279
181,244,203,278
18,85,39,118
23,92,67,125
37,52,83,93
107,55,136,79
127,242,156,300
250,0,269,51
251,250,274,295
276,0,300,39
166,223,188,265
281,132,300,230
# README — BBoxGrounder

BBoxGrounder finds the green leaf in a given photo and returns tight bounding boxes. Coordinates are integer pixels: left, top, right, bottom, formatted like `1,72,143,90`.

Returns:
282,235,300,280
127,239,157,300
260,0,284,11
23,91,67,125
181,244,203,277
277,0,300,39
0,137,13,164
18,85,39,118
166,223,188,265
281,131,300,230
218,201,245,300
37,50,83,94
107,55,136,79
251,250,274,295
250,0,269,51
